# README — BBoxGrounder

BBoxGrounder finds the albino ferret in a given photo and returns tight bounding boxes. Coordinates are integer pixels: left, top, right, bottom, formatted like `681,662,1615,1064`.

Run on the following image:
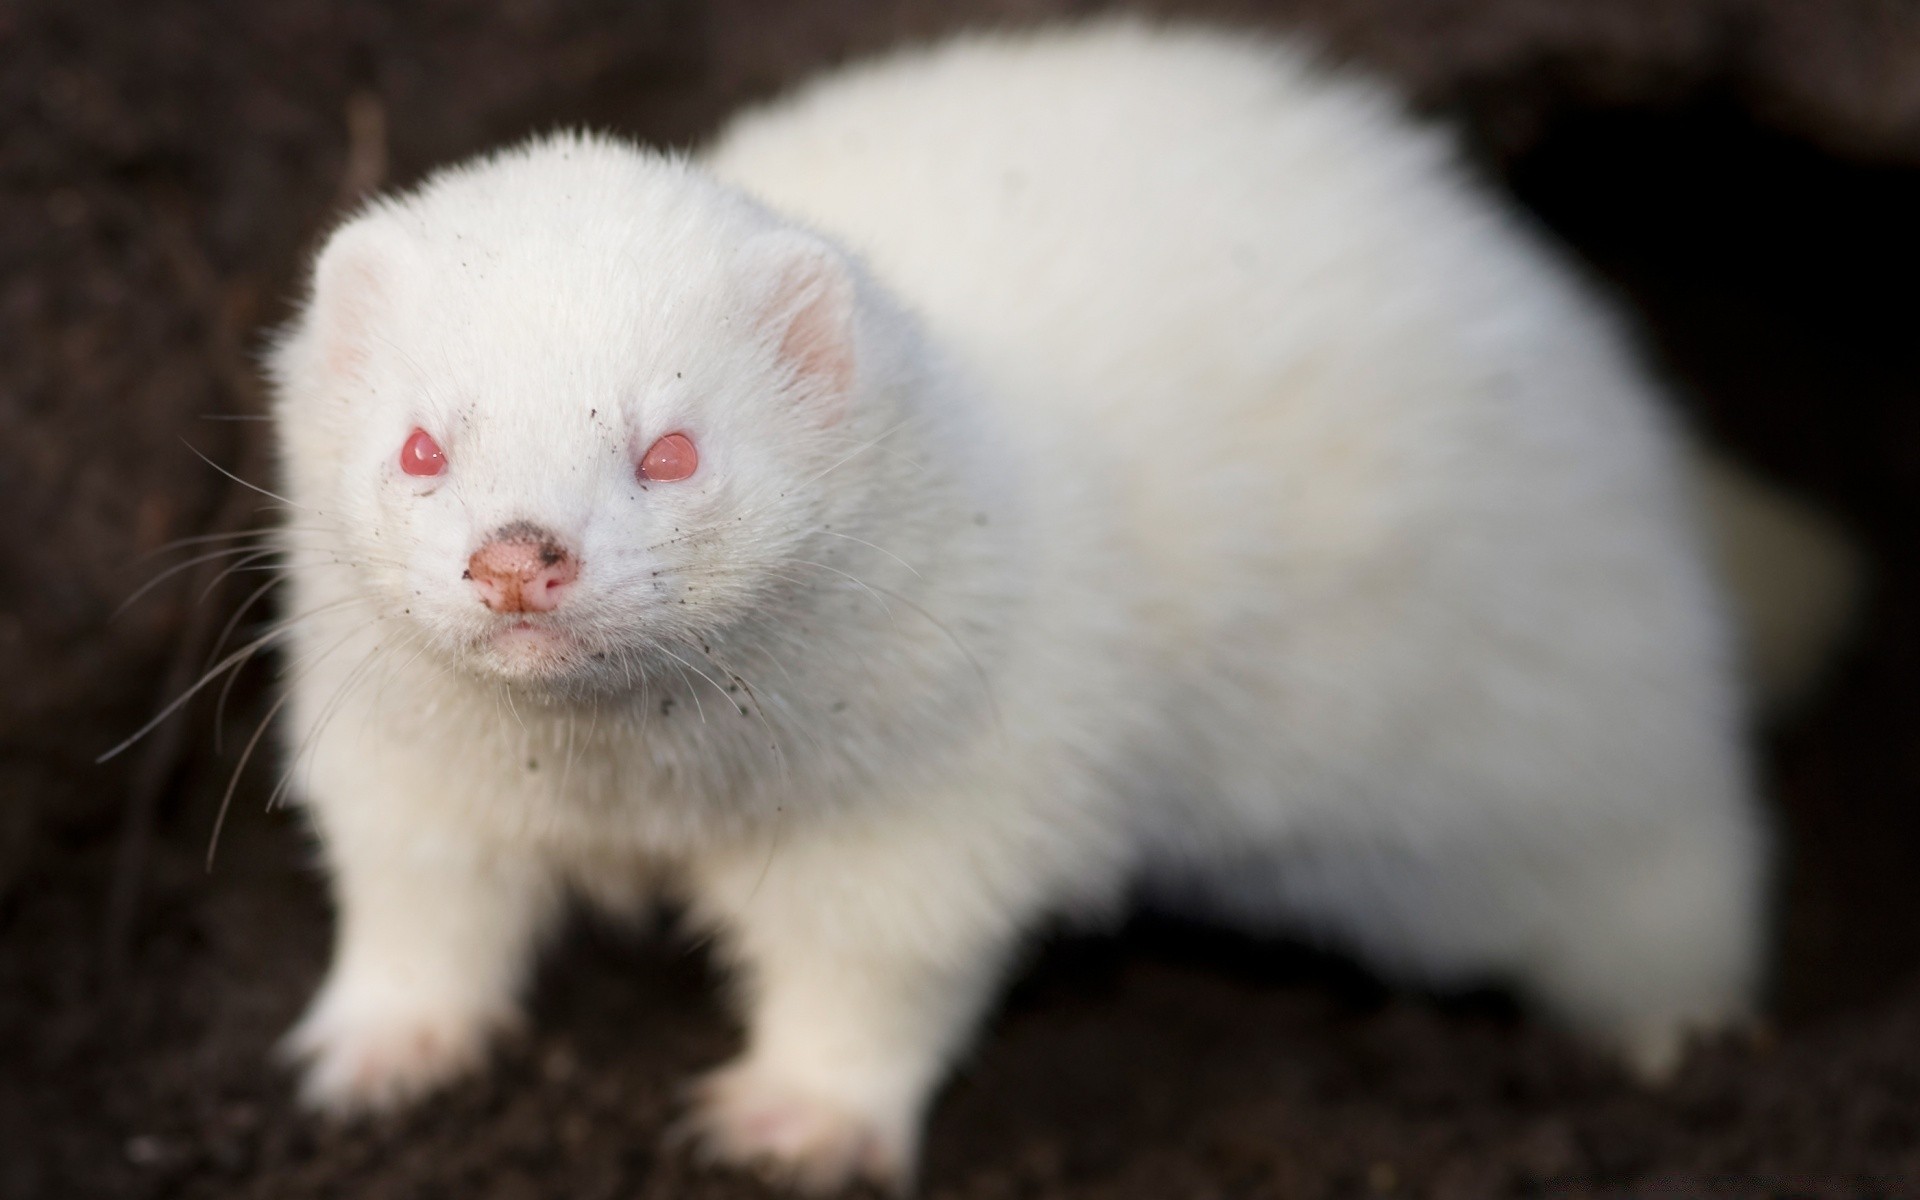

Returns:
266,21,1854,1192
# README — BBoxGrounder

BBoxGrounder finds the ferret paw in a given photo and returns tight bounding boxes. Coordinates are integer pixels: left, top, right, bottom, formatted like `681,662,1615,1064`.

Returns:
279,994,517,1115
1604,1008,1755,1086
676,1059,914,1194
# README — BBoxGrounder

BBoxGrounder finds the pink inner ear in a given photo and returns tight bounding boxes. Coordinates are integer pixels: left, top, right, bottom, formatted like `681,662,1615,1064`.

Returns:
320,257,383,376
311,219,412,380
639,432,698,482
778,284,855,401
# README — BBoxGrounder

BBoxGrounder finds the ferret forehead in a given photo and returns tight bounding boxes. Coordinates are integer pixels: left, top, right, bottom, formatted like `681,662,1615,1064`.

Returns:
350,135,770,402
396,245,738,421
392,132,766,264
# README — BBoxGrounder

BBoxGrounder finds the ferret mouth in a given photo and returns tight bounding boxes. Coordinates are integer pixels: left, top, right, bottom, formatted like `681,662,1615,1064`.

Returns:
478,618,578,675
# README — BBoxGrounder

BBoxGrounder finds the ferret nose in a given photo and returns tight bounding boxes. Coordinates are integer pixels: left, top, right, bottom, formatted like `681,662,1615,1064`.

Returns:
466,528,578,614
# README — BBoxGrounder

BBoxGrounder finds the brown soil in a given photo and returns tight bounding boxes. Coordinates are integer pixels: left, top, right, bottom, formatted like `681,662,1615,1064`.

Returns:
5,2,1918,1198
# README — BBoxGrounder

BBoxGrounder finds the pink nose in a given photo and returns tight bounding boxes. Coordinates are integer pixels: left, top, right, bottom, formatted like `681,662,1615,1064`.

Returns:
466,532,578,614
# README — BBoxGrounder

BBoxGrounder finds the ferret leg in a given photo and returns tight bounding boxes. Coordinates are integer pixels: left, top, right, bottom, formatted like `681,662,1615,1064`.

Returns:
283,820,562,1113
680,806,1075,1192
1517,826,1765,1080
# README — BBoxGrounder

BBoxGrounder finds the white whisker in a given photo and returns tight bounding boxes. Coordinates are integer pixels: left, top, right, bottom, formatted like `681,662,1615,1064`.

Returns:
180,438,312,513
810,529,923,578
98,596,370,764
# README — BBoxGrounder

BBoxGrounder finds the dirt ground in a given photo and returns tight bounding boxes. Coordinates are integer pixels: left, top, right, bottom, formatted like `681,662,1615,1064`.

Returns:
5,2,1919,1197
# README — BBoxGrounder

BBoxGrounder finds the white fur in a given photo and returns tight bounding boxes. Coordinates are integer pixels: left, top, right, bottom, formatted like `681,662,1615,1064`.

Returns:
266,22,1832,1191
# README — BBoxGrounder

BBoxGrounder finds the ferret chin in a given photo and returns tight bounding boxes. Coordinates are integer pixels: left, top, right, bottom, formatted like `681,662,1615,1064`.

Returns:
264,19,1855,1195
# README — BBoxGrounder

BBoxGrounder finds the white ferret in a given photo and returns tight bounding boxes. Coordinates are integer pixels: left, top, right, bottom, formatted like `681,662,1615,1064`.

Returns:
266,21,1854,1192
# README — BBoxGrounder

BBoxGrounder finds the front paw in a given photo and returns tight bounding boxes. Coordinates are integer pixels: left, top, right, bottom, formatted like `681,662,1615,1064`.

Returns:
280,990,518,1115
678,1058,915,1194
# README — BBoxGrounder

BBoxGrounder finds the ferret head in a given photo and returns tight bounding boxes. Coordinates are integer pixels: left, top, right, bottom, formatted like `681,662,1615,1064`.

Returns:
271,133,908,694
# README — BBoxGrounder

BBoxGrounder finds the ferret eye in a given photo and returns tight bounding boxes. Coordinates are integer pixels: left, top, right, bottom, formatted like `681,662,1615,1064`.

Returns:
400,428,446,477
638,432,698,483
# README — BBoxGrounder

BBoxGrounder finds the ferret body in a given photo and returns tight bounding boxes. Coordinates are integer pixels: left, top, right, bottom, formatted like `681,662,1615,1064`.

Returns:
268,23,1849,1191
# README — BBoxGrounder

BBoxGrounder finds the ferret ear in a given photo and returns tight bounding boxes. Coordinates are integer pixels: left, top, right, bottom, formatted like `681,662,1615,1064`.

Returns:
306,214,417,379
739,230,857,424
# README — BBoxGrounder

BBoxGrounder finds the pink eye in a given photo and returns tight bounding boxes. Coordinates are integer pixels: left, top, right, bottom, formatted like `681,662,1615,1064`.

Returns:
400,428,446,477
638,432,698,483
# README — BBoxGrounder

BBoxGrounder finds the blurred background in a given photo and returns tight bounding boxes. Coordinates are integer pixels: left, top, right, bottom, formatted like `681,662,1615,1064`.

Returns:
2,1,1916,1196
